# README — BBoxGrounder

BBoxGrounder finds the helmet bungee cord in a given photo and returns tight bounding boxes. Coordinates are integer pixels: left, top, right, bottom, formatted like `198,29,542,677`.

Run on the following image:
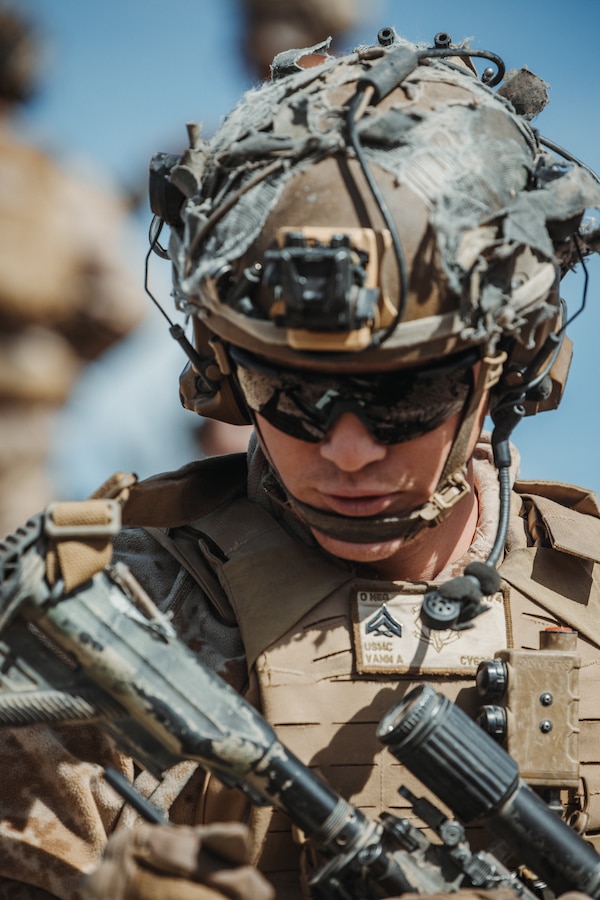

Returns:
146,28,600,631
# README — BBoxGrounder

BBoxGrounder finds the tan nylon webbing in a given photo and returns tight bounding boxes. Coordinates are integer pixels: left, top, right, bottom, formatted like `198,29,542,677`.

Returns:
43,472,137,593
45,499,121,592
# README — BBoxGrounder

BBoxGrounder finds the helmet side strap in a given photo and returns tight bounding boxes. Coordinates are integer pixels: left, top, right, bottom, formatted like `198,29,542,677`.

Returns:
426,351,507,512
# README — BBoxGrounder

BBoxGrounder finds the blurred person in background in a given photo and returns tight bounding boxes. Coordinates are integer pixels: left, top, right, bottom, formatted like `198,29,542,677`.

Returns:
239,0,361,79
0,3,146,536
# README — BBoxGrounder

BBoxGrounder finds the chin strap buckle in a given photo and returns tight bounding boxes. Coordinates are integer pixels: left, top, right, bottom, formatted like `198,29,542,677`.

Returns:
421,470,471,523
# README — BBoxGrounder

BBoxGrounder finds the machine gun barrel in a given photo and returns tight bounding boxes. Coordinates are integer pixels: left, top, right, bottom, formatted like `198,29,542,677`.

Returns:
378,683,600,899
2,525,600,899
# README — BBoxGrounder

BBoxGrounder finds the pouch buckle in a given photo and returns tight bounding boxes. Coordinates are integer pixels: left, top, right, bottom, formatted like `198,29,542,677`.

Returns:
44,500,122,539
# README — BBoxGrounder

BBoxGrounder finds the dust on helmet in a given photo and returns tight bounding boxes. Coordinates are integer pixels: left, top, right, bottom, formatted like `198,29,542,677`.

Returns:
148,29,600,575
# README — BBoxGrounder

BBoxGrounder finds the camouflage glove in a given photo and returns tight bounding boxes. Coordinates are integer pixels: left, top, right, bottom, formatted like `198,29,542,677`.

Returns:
82,821,275,900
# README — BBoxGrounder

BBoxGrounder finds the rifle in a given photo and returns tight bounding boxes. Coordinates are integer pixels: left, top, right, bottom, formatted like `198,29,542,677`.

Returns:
1,511,600,900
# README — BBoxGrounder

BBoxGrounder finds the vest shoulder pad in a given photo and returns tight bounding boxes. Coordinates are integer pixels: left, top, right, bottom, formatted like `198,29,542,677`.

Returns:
514,478,600,563
122,453,248,528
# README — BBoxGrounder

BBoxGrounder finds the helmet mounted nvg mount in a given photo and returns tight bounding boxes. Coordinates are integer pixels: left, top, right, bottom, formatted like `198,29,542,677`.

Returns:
147,26,600,630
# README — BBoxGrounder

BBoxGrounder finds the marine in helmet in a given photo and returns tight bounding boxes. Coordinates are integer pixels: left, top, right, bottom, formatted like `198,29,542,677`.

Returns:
1,26,600,900
161,27,600,607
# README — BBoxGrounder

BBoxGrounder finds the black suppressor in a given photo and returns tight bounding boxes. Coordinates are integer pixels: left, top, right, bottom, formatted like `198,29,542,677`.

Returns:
377,683,600,899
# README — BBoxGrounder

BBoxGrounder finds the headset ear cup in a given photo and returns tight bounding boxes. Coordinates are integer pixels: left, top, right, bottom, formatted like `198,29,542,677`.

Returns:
179,310,252,425
179,362,252,425
521,332,573,416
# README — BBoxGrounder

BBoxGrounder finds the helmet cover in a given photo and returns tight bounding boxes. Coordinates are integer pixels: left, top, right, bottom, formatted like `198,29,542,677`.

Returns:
164,35,600,394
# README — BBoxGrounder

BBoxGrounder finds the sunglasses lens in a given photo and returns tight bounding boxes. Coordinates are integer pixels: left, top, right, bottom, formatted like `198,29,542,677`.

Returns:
233,353,473,444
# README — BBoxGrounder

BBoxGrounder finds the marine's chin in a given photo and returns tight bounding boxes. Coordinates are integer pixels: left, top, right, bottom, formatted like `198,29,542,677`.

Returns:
310,528,407,564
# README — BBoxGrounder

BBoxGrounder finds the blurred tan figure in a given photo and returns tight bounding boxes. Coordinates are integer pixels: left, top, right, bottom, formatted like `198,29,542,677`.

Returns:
0,5,146,536
239,0,361,79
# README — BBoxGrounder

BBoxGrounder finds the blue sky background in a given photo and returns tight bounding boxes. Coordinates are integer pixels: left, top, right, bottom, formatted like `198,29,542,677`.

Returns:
15,0,600,497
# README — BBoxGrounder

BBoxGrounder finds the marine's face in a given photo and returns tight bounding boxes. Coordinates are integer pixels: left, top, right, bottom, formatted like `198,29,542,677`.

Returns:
234,350,489,577
255,407,469,571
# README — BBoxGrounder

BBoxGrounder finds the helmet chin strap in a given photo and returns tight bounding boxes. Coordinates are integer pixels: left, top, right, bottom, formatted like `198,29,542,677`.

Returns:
256,353,505,547
287,471,469,544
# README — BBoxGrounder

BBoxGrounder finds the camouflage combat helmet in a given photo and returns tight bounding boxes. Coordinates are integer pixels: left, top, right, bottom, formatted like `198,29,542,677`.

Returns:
148,29,600,567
